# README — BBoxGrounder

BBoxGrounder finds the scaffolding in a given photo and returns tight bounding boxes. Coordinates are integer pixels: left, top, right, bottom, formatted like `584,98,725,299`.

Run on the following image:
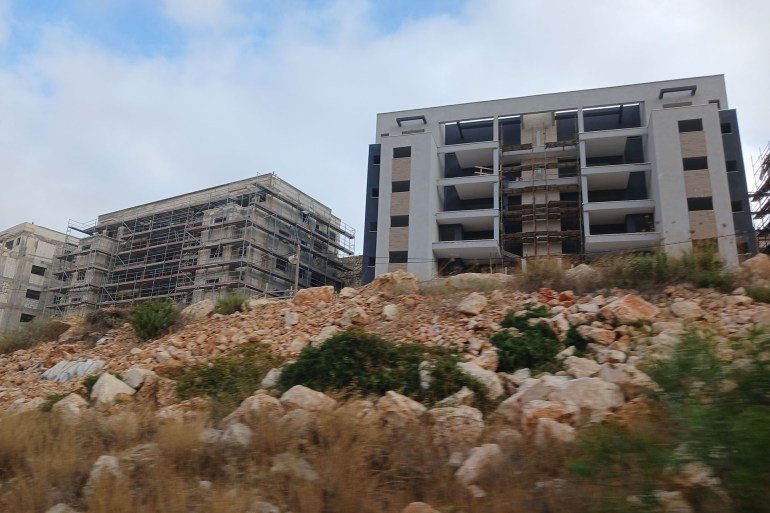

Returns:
499,111,582,264
751,141,770,253
47,174,355,316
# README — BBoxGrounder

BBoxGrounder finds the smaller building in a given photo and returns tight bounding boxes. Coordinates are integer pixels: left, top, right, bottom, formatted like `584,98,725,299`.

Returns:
0,223,75,332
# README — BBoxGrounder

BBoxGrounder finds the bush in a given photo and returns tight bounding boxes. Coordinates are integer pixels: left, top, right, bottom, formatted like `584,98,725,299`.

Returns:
518,257,565,290
214,294,247,315
83,374,100,395
0,319,70,354
130,299,179,341
277,330,488,407
747,285,770,303
41,394,66,413
491,305,561,373
176,344,284,411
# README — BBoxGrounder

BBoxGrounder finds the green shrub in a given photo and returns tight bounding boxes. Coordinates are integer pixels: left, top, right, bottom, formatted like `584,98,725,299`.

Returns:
277,330,488,407
130,299,179,340
0,319,70,354
41,394,66,412
564,326,590,356
492,305,561,373
176,344,284,410
747,285,770,303
83,374,100,395
214,294,247,315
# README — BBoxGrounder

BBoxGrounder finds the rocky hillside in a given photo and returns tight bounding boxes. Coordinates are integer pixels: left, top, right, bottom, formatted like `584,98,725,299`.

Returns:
1,254,770,513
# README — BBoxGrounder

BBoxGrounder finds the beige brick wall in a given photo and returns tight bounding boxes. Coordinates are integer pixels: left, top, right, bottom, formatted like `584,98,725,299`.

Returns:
388,263,408,272
689,211,718,240
389,226,409,251
679,131,707,159
392,157,411,182
390,191,410,215
684,170,712,198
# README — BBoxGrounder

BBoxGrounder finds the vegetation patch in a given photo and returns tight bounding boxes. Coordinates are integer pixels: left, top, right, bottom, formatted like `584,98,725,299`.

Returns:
0,319,70,355
130,299,179,341
214,294,247,315
490,305,561,373
85,308,130,332
277,329,488,407
176,344,284,411
41,394,67,413
746,285,770,303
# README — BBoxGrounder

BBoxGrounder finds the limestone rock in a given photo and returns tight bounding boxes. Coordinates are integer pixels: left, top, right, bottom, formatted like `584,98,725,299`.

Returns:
246,297,276,310
52,393,88,422
45,504,80,513
261,368,282,389
83,455,122,496
535,418,576,445
401,502,441,513
478,347,499,371
606,294,660,324
280,385,336,412
122,367,156,389
597,363,656,397
155,397,211,424
311,325,340,346
270,452,319,481
370,270,419,297
90,373,135,408
339,286,358,298
435,386,475,408
521,399,579,428
564,264,601,288
669,301,703,320
577,325,615,345
457,361,504,400
548,377,625,415
455,443,504,487
443,273,515,292
382,303,399,321
564,356,600,378
377,391,427,426
284,309,300,327
338,306,369,328
741,253,770,280
220,422,253,448
180,299,216,320
293,286,334,306
223,391,285,428
429,405,484,455
248,501,281,513
457,292,488,315
279,408,317,439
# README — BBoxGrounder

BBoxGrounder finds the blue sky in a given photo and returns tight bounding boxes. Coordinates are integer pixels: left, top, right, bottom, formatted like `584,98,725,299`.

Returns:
1,0,769,247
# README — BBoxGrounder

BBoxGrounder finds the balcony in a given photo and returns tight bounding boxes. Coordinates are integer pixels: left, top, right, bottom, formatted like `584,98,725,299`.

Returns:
583,133,646,168
584,200,658,253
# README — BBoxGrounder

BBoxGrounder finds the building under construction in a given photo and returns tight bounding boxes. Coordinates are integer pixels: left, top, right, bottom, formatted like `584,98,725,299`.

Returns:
363,75,756,283
47,174,355,317
752,142,770,253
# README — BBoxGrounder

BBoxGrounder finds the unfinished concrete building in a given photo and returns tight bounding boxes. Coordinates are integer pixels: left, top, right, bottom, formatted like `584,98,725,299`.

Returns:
47,174,355,317
363,75,756,283
751,142,770,253
0,223,75,332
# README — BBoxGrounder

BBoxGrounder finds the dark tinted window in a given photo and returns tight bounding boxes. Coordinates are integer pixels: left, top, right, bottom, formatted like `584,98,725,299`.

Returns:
678,119,703,132
687,197,713,211
683,157,708,171
371,188,379,198
369,222,377,232
721,123,732,134
731,201,744,213
389,251,408,263
392,181,410,193
725,160,738,172
391,216,409,227
30,265,46,276
25,289,41,300
393,147,411,158
20,313,35,323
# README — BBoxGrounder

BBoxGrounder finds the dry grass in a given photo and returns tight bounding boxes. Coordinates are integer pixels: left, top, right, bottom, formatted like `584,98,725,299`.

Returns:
0,403,602,513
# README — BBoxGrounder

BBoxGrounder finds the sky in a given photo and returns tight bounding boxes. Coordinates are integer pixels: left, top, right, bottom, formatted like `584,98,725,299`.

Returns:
1,0,769,250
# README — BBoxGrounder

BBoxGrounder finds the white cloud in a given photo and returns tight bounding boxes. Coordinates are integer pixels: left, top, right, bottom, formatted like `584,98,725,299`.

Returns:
161,0,245,30
0,0,10,46
1,0,770,245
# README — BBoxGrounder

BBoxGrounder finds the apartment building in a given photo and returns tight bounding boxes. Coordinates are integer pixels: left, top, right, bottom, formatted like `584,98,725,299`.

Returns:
0,223,75,331
362,75,755,283
47,174,355,317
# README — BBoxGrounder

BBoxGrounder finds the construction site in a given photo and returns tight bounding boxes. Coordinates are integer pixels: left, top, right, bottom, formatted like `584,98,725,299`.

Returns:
46,174,355,317
752,142,770,254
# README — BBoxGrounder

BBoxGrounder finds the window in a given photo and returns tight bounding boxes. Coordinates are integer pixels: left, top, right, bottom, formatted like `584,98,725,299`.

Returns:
205,278,220,284
708,99,721,108
721,123,732,134
3,240,12,250
276,257,288,271
683,157,708,171
393,146,411,158
257,192,267,202
726,160,738,172
76,270,86,281
81,244,91,250
392,181,410,193
236,245,247,258
210,246,223,258
20,314,35,323
678,119,703,132
212,216,226,224
366,256,376,267
687,197,713,211
30,265,46,276
389,251,408,264
391,215,409,227
25,289,41,300
369,222,378,232
731,201,744,213
371,187,379,198
372,155,381,165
